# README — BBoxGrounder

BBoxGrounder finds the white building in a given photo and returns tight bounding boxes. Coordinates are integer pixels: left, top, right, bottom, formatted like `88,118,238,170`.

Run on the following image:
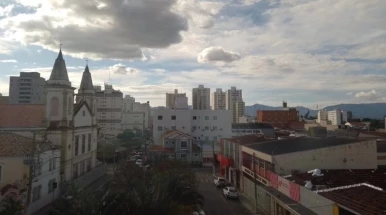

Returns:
211,88,226,110
238,115,256,123
328,109,342,125
122,112,146,130
152,109,232,146
192,85,210,110
95,83,123,135
123,95,151,129
0,133,60,215
317,109,328,123
341,110,352,122
166,89,187,109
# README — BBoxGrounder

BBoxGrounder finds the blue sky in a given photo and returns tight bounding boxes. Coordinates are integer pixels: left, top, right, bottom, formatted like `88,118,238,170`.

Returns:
0,0,385,108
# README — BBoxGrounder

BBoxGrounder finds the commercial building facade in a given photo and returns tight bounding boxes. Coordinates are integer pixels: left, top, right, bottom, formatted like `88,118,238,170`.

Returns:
9,72,45,104
256,108,299,129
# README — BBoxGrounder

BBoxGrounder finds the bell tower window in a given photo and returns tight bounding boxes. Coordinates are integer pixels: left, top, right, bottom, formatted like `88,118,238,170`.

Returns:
50,97,59,116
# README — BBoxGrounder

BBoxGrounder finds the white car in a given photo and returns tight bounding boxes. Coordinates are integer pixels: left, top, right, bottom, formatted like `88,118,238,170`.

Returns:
135,159,143,166
192,204,205,215
213,177,226,187
223,187,238,199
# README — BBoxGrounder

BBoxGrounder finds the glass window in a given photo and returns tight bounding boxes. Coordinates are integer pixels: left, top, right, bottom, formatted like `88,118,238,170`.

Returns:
82,135,86,153
171,116,176,120
193,116,197,120
158,115,163,120
205,126,209,130
213,116,217,120
158,126,163,131
180,141,187,148
205,116,209,120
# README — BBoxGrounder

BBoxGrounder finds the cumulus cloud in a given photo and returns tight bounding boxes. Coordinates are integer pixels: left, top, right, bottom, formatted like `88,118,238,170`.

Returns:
109,64,139,75
0,59,17,63
197,47,241,63
354,90,385,101
0,0,188,60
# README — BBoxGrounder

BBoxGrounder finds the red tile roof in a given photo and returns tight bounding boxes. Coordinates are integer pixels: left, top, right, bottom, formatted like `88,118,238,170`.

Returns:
289,169,386,215
150,145,174,153
319,185,386,215
161,129,193,139
0,133,55,156
0,104,45,128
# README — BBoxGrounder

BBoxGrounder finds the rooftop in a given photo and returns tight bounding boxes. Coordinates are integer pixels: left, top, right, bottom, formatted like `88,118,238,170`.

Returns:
0,104,45,128
232,122,274,129
288,169,386,215
223,134,270,145
0,133,55,156
245,136,364,155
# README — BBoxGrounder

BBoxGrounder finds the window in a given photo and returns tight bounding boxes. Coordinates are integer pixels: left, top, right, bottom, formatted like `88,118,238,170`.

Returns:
80,160,85,176
193,116,197,120
213,136,217,141
49,158,53,171
158,126,163,131
88,134,91,152
171,115,176,120
48,178,56,193
171,126,176,130
194,154,199,156
192,126,197,131
205,116,209,120
82,135,86,153
180,154,187,159
158,115,163,120
75,135,79,156
86,158,91,172
32,185,42,202
68,97,72,114
73,163,78,179
50,97,59,116
213,126,217,130
205,126,209,130
180,141,187,148
213,116,217,120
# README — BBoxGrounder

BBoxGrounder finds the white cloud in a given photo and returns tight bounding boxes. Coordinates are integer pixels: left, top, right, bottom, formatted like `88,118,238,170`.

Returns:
0,59,17,63
0,5,13,17
354,90,385,101
197,46,241,63
109,64,139,75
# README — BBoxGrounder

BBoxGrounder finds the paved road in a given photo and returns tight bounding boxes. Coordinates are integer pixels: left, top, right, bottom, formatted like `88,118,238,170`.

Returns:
195,168,252,215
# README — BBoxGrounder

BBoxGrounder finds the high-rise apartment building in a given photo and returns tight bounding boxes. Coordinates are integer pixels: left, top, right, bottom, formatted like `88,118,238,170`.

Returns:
9,72,45,104
95,83,123,135
192,85,210,110
166,89,187,109
211,88,226,110
328,109,342,125
225,86,244,123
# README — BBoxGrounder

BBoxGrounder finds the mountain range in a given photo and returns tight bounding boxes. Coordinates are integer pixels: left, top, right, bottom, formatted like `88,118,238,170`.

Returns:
245,103,386,119
151,103,386,119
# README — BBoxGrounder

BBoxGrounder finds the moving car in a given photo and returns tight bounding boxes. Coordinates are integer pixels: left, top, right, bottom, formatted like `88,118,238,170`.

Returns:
223,187,238,199
213,177,227,188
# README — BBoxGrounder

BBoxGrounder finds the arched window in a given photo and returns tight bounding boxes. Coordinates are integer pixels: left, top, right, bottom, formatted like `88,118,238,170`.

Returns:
50,97,59,116
68,97,72,114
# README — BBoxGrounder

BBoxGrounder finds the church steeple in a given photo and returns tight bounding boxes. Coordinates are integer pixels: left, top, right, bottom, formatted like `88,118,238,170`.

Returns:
79,64,94,91
48,48,71,86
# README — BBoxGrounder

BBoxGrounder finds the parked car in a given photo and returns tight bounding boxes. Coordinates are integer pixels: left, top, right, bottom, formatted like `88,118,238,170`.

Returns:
213,177,227,188
135,159,143,166
223,187,238,199
192,204,205,215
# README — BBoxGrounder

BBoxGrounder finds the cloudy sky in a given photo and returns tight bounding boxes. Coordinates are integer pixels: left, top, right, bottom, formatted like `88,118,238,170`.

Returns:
0,0,385,108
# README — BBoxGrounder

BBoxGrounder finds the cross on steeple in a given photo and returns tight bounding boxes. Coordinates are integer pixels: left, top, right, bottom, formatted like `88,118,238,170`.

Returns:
86,58,88,66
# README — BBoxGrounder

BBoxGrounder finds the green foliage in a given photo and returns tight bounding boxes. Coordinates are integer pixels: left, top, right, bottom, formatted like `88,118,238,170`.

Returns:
117,130,136,142
50,160,203,215
0,197,24,215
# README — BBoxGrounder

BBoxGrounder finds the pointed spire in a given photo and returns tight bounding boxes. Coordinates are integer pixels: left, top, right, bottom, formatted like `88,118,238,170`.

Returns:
49,48,70,83
79,64,94,90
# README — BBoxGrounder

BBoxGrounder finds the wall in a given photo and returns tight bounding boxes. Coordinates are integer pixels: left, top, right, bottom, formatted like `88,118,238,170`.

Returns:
121,112,145,130
74,104,93,127
243,176,272,214
299,186,334,215
273,140,377,175
0,156,29,189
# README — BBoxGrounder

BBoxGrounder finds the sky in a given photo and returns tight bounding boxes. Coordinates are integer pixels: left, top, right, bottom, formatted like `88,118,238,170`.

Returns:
0,0,385,108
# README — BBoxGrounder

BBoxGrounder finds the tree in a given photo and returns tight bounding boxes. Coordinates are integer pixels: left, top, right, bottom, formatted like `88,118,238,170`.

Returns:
0,197,24,215
50,160,203,215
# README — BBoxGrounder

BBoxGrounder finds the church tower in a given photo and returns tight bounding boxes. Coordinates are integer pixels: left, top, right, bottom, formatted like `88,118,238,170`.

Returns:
77,64,97,125
44,48,75,128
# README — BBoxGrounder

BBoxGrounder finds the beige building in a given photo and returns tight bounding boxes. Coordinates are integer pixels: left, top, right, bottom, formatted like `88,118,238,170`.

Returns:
225,86,244,123
123,95,151,129
166,89,187,109
95,83,123,135
122,112,146,130
192,85,210,110
211,88,226,110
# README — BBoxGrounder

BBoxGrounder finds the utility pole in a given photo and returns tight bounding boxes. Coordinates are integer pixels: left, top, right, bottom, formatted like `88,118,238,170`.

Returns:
25,132,36,214
252,152,258,214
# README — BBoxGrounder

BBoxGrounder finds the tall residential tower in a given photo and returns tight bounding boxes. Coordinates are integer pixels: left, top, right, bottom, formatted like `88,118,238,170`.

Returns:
192,85,210,110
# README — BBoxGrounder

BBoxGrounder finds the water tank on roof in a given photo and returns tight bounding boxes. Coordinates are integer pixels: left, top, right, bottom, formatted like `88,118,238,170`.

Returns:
305,181,313,189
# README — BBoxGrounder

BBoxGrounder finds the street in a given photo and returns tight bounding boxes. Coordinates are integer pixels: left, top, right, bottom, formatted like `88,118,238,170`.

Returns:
195,168,252,215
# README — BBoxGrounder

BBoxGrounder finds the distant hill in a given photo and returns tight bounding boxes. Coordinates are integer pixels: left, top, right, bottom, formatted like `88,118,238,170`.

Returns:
245,103,386,119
